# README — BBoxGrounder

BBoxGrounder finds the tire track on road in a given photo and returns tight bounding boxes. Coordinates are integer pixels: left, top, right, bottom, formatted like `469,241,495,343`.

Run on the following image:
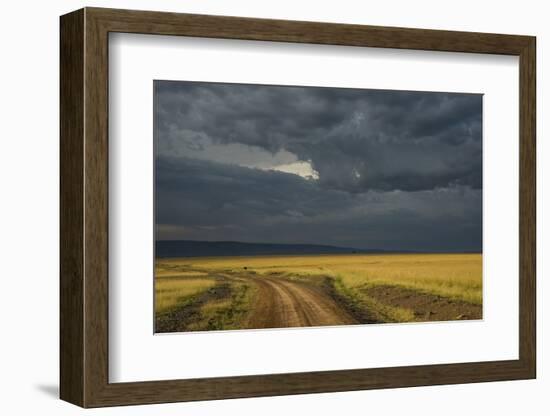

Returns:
245,276,358,329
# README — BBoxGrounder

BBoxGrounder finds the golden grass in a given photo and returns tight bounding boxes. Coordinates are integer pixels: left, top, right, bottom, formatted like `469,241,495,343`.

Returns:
155,277,215,314
156,271,209,278
329,254,482,304
158,253,482,305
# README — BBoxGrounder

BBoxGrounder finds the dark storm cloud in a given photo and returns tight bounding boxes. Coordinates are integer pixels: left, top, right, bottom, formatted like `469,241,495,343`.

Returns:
154,80,482,251
156,81,482,193
155,156,481,252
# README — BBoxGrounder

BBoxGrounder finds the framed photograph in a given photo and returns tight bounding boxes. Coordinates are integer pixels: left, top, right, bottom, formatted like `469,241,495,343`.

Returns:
60,7,536,407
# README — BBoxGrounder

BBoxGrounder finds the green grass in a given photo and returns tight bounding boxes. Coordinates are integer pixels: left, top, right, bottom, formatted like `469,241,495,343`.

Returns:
186,282,257,331
332,276,415,323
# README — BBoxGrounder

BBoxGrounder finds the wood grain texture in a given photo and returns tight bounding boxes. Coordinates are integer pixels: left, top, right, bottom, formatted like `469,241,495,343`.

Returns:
518,38,536,375
59,8,84,406
83,10,110,406
59,7,537,408
89,7,532,54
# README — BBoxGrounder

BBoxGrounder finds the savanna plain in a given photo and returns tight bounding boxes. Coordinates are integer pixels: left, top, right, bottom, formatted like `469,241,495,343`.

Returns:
155,253,482,332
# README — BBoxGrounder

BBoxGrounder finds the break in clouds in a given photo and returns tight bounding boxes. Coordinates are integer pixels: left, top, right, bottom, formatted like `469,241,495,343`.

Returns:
155,81,482,252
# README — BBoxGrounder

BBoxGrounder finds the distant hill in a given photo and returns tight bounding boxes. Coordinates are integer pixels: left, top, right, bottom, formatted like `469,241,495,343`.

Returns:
155,240,388,258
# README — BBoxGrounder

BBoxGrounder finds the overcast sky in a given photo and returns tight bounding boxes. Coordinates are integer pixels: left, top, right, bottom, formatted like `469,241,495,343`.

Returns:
155,80,482,252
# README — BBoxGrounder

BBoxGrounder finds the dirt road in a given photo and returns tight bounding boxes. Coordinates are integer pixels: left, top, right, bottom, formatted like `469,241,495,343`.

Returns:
245,276,358,329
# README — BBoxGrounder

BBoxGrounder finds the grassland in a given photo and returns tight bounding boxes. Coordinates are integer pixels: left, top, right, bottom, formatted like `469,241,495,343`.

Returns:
155,276,216,314
155,253,482,332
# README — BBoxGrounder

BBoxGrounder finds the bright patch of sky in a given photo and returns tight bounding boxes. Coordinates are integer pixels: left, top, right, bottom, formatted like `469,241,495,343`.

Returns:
158,129,318,180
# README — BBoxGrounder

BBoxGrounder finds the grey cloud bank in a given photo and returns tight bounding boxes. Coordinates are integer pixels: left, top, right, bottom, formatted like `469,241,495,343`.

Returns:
155,80,482,252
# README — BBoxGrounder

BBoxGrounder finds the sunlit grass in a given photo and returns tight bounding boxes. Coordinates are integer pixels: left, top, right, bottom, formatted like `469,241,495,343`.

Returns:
156,270,209,278
155,277,215,314
330,255,482,304
158,253,482,305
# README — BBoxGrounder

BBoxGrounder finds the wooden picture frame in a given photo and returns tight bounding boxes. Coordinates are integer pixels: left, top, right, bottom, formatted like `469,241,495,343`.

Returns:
60,7,536,408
